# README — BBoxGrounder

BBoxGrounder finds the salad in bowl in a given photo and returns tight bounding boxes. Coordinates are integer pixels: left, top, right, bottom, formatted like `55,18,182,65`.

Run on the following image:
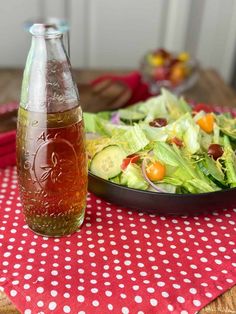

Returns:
84,89,236,195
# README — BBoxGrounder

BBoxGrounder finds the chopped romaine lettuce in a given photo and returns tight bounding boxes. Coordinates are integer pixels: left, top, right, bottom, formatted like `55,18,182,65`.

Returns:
216,114,236,140
120,164,148,190
112,124,149,155
222,136,236,187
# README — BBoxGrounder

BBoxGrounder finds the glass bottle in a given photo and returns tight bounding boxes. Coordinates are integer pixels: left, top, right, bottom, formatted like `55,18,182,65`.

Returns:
16,24,88,237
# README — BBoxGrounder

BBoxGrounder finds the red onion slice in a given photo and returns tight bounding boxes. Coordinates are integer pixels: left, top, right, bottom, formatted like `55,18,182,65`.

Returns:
110,112,120,124
141,159,167,193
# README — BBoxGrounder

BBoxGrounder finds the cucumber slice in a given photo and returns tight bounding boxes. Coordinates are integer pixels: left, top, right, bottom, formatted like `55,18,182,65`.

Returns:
118,109,146,124
90,145,126,180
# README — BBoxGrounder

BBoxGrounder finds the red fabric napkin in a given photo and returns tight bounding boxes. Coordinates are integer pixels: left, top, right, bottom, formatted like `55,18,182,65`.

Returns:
0,166,236,314
91,71,152,106
0,102,18,169
0,130,16,168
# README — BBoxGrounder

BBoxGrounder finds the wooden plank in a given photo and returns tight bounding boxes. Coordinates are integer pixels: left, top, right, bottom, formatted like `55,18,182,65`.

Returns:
1,68,236,108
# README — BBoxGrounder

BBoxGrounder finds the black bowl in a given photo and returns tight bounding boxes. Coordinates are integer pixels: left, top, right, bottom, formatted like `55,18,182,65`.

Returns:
88,172,236,216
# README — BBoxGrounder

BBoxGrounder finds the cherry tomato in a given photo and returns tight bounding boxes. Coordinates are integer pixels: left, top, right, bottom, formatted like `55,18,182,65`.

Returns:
146,161,166,181
194,103,213,113
149,118,167,127
169,137,183,148
208,144,224,160
196,113,214,133
121,154,140,171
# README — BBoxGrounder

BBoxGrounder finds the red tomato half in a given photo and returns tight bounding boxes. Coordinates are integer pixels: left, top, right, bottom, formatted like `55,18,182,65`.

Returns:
170,137,183,148
121,154,140,171
194,103,213,113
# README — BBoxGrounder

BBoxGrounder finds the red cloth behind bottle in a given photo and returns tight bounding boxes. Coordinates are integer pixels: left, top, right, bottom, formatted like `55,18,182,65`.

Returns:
91,71,152,106
0,130,16,168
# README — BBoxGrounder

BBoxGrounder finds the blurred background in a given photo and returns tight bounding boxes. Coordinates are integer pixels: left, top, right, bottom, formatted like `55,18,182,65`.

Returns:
0,0,236,85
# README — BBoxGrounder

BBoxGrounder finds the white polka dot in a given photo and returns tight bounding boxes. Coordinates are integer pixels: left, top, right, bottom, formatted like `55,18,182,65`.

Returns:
12,280,19,285
134,296,142,303
167,304,174,311
177,296,185,303
105,291,112,297
193,300,201,307
189,288,197,294
51,290,58,297
226,278,234,283
63,305,71,313
10,290,17,297
219,246,226,252
24,274,32,280
51,281,58,286
107,304,113,311
215,259,222,265
92,300,99,306
122,307,129,314
162,291,169,298
48,301,57,310
24,310,32,314
157,281,165,287
36,287,44,293
77,295,85,302
147,287,155,293
37,301,44,307
150,298,158,306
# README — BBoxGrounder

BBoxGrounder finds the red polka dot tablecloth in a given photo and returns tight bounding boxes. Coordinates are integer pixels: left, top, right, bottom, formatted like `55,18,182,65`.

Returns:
0,167,236,314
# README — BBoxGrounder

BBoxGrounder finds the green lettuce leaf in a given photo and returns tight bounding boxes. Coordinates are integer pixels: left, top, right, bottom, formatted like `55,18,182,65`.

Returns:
222,135,236,187
120,164,148,190
112,124,149,155
216,114,236,140
161,88,191,120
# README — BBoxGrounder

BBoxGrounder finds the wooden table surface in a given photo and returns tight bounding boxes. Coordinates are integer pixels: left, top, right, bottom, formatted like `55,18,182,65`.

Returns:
0,68,236,314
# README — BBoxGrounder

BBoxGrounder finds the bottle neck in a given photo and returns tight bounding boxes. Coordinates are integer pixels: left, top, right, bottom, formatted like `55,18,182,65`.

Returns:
32,35,68,62
20,33,79,113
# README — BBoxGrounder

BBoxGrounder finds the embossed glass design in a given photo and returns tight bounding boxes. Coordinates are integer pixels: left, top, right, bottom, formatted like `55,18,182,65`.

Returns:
16,24,88,236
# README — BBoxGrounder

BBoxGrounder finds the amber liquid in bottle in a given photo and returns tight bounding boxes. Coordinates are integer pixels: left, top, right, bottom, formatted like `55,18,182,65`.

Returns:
17,106,88,236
